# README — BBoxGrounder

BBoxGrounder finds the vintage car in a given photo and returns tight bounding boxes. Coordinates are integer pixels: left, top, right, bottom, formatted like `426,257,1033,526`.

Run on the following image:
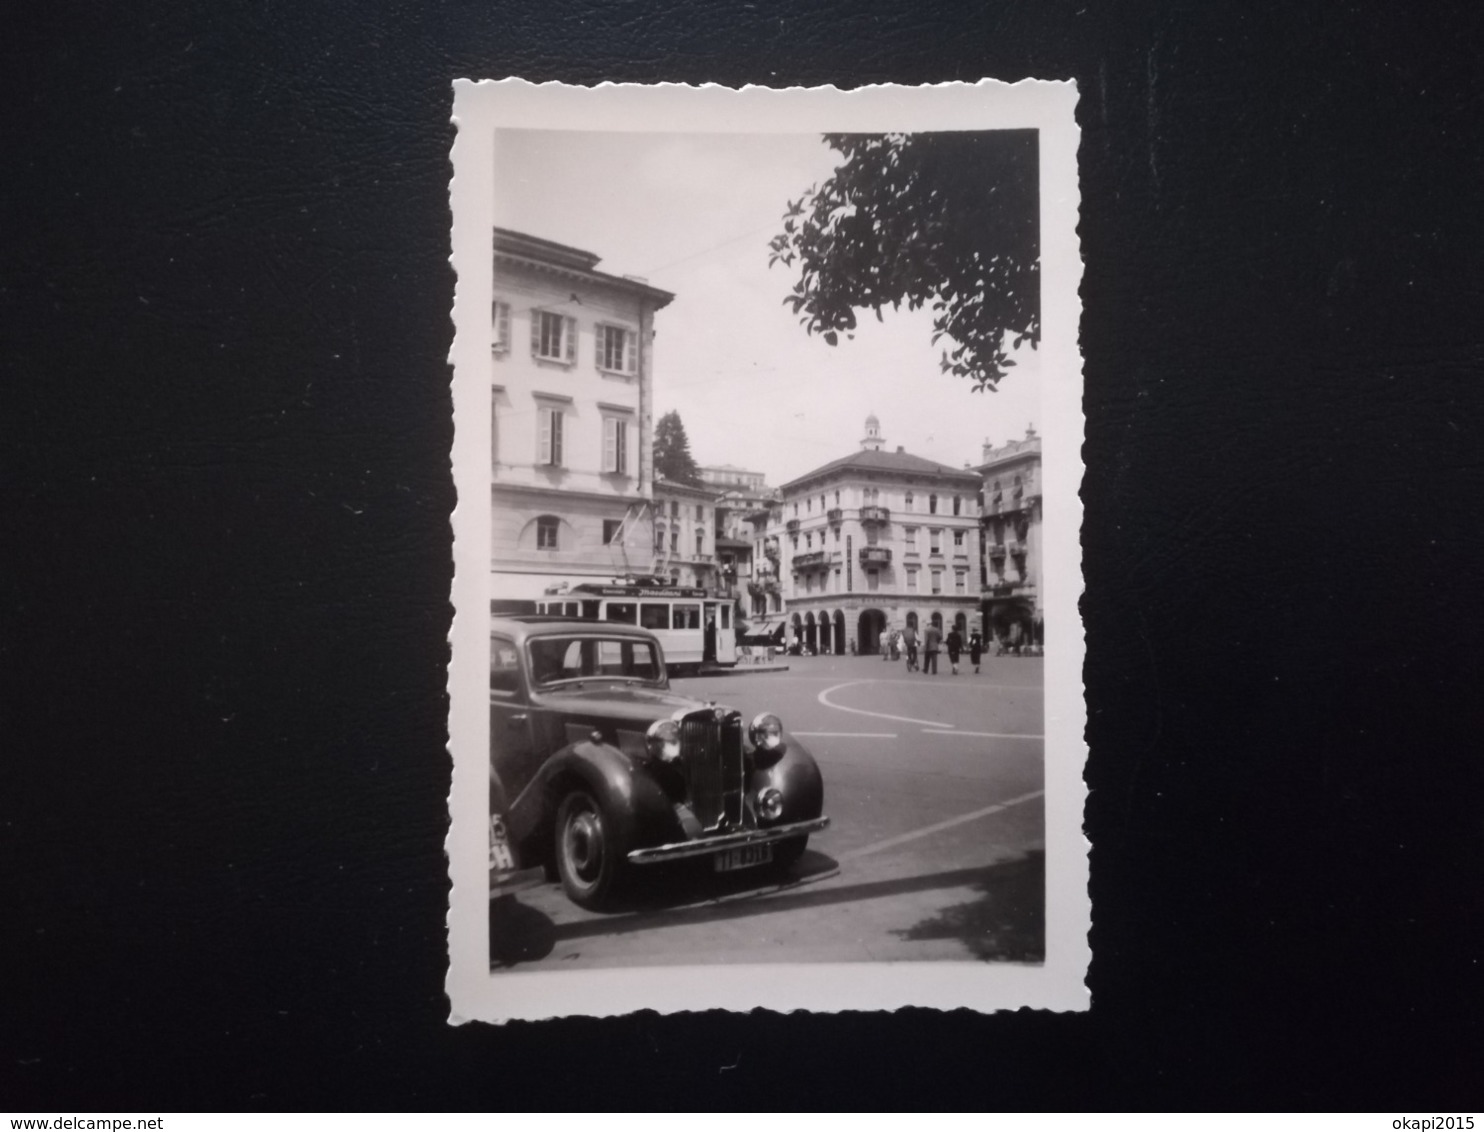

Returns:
490,615,829,909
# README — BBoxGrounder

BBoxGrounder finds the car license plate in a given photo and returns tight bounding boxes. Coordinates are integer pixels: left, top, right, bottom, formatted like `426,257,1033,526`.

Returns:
714,843,773,872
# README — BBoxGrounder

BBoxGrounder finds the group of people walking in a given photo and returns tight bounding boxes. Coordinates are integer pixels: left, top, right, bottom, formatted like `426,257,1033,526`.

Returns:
888,622,984,675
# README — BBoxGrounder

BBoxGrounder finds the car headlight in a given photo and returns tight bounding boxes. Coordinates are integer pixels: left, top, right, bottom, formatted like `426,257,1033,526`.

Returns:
756,787,784,821
749,712,784,752
645,719,682,762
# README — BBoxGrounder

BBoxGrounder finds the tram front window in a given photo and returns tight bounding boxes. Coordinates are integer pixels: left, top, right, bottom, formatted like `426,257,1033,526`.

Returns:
605,602,638,624
640,603,670,630
672,603,701,630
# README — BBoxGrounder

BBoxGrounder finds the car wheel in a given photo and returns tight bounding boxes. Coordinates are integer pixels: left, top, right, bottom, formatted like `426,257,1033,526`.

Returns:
772,836,808,870
554,789,623,909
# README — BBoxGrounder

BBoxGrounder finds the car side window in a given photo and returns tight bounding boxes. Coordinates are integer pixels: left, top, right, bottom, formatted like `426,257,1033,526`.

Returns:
490,637,520,695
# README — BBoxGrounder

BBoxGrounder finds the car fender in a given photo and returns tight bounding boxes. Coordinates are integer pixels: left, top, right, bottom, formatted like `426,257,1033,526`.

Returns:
509,739,682,857
749,732,825,825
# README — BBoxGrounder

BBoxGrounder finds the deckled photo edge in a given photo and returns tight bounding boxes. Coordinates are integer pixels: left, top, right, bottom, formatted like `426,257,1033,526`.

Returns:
447,79,1087,1022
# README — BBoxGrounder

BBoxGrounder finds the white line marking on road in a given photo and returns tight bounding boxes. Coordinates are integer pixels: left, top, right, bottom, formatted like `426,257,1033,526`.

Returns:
920,729,1046,739
817,681,954,729
793,731,899,738
837,790,1045,863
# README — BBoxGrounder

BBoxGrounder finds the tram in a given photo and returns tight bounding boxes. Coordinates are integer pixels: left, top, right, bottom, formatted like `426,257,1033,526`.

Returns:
535,579,738,672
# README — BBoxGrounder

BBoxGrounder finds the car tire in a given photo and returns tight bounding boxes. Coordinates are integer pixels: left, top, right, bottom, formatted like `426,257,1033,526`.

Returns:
554,789,623,910
772,835,808,870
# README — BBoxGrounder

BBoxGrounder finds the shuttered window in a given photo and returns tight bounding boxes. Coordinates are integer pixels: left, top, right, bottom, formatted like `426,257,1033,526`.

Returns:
596,324,637,375
602,417,628,475
531,310,577,363
537,408,564,466
492,300,511,353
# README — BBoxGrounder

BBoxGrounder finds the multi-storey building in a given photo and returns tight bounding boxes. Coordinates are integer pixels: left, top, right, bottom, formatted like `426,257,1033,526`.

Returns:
767,415,984,654
651,478,721,590
489,229,675,606
698,464,768,494
977,425,1044,650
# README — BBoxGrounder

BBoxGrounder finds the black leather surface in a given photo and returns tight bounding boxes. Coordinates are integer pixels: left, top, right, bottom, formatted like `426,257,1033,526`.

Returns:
4,0,1482,1110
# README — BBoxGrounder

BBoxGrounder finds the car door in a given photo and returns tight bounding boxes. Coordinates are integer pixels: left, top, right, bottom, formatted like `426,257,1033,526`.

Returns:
489,634,538,805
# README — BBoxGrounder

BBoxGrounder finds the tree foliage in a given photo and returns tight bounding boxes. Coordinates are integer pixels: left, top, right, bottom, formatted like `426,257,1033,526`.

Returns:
768,131,1040,391
653,410,702,486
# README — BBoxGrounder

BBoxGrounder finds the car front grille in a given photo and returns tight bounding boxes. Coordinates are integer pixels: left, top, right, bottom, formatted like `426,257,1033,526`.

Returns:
678,708,746,831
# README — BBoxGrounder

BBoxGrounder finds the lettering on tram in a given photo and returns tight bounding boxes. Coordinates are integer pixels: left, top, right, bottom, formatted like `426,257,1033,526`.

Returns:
535,578,737,673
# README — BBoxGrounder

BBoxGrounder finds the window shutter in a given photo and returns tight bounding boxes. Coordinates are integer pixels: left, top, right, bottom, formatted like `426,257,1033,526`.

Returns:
625,328,637,374
497,302,510,349
564,316,577,364
551,411,563,465
603,418,616,473
616,421,627,474
595,325,605,368
538,410,551,465
530,310,542,356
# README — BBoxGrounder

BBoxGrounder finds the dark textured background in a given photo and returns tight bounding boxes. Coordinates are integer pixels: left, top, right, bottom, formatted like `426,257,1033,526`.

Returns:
4,0,1482,1110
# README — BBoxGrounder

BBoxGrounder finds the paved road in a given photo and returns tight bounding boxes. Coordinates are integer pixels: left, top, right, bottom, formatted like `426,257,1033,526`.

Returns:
490,653,1045,970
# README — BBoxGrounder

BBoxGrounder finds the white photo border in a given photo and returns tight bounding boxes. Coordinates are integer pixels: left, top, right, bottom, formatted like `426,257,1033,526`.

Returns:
447,78,1087,1022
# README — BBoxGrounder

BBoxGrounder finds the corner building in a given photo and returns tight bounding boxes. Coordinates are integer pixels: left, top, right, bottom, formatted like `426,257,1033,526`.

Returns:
489,229,675,606
772,415,984,654
977,426,1044,649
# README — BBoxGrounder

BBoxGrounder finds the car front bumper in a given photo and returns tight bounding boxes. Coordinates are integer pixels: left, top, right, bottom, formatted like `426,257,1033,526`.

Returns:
625,816,830,865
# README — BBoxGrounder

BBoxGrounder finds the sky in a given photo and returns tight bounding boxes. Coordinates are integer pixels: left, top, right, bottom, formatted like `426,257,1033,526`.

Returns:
492,129,1042,488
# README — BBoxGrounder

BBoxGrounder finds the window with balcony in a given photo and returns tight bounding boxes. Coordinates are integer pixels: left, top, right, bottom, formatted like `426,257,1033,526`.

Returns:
931,570,942,595
953,529,965,550
695,530,705,556
906,566,919,592
905,526,918,553
955,570,967,594
929,529,941,555
531,310,576,363
953,495,962,516
905,491,914,512
929,493,938,514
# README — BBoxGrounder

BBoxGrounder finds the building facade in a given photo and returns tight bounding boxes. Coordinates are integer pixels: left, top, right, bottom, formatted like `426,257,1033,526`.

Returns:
765,415,985,654
977,426,1044,649
651,478,722,590
698,463,768,494
489,229,675,606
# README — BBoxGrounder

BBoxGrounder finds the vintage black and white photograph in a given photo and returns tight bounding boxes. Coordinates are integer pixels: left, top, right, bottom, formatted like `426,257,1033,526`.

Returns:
447,80,1086,1020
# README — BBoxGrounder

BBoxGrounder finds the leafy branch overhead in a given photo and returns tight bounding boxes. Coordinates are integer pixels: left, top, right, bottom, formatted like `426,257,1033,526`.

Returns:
768,131,1040,391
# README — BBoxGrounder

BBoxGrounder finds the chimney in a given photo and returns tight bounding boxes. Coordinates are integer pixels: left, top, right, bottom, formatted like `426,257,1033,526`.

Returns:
981,438,996,463
896,445,905,454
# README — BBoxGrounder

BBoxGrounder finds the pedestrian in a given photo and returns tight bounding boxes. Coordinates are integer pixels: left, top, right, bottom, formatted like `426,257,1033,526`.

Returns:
922,621,942,676
892,629,903,661
902,623,919,672
946,624,963,675
969,629,984,674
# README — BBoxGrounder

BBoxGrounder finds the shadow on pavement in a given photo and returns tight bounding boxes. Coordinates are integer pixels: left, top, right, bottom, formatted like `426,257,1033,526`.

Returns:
891,850,1044,962
490,852,1044,968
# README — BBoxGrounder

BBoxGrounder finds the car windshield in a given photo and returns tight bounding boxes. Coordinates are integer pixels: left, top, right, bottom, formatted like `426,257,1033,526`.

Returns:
527,635,664,688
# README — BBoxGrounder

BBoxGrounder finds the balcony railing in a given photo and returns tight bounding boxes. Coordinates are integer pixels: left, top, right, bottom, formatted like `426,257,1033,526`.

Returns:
988,543,1007,557
785,519,800,533
827,508,843,524
793,550,829,571
860,505,890,525
858,546,892,567
763,538,780,560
